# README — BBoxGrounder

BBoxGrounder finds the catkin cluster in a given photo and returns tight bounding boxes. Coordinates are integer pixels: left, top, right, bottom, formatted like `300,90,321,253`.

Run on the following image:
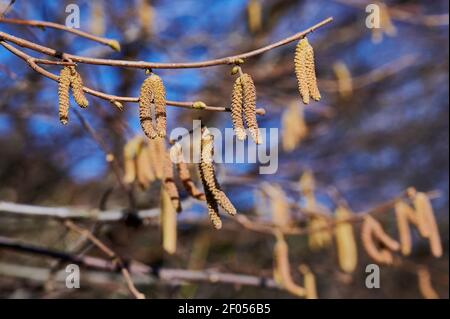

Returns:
294,37,321,105
198,127,237,229
361,215,400,265
230,73,261,144
139,73,167,139
58,66,89,124
394,190,442,258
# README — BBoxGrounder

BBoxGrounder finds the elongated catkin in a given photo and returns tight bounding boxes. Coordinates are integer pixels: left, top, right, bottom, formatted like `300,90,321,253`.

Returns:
413,192,442,258
151,74,167,138
199,128,237,216
294,37,321,104
139,75,156,139
333,62,353,98
241,73,261,144
171,143,205,200
162,149,182,213
160,186,177,254
205,188,222,229
58,67,71,125
262,183,290,228
361,216,400,264
136,142,156,189
69,67,88,108
147,137,165,180
273,231,305,297
123,137,139,184
308,216,331,251
230,77,247,141
417,266,439,299
334,206,357,273
299,264,318,299
395,200,416,256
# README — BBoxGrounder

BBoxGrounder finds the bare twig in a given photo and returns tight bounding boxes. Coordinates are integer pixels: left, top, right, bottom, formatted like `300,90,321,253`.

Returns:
0,236,280,290
0,17,333,69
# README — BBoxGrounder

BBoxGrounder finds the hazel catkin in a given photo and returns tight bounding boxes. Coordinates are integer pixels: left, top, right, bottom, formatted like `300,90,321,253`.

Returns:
198,128,237,228
230,77,247,141
241,73,261,144
58,66,71,125
294,37,321,105
139,73,166,139
69,67,89,108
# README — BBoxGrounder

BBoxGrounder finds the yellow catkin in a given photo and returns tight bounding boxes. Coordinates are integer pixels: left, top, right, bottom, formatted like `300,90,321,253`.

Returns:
395,200,417,256
230,77,247,141
294,37,321,104
262,183,290,228
138,0,154,35
69,67,89,108
241,73,261,144
58,67,71,125
299,264,318,299
333,62,353,98
413,192,442,258
90,1,105,36
171,143,205,200
161,186,177,254
247,0,262,34
273,231,305,297
147,137,165,180
123,136,144,185
139,75,157,139
281,102,308,152
136,142,156,189
417,266,439,299
199,128,237,217
151,74,167,138
299,170,316,207
308,216,331,251
361,216,400,265
162,150,182,213
334,206,358,273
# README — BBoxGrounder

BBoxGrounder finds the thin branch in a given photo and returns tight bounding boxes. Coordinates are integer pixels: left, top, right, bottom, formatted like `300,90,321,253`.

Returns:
0,236,280,290
63,220,145,299
0,40,265,114
0,17,120,50
0,17,333,69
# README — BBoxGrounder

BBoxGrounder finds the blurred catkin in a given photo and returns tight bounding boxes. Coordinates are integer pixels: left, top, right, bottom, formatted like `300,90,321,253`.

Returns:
230,77,247,141
161,186,177,254
281,102,308,152
334,206,357,273
413,192,442,258
299,264,318,299
333,62,353,98
171,143,205,200
273,231,305,297
246,0,262,34
361,216,400,264
417,266,439,299
395,200,417,256
162,149,181,213
58,67,71,125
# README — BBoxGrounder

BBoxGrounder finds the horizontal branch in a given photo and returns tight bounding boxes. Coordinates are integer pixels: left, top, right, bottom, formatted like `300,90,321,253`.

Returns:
0,40,265,114
0,17,333,69
0,236,279,290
